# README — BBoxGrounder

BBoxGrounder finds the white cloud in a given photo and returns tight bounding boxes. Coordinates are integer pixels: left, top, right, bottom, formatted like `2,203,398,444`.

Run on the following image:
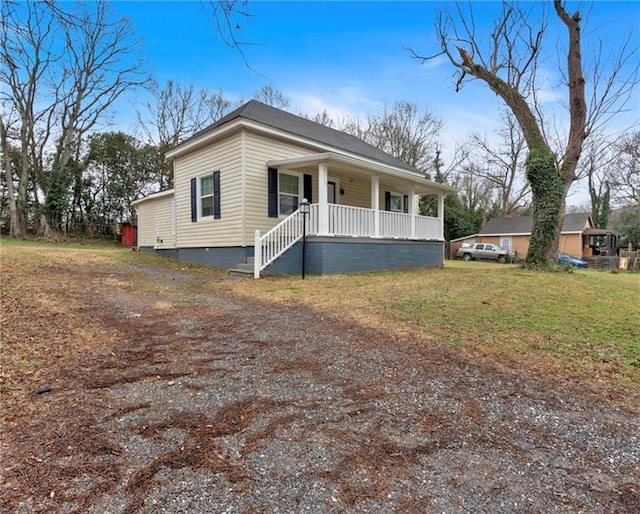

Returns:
288,94,350,121
288,85,383,121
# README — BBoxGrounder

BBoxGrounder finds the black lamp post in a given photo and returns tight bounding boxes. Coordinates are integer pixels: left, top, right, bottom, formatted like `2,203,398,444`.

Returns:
300,198,310,279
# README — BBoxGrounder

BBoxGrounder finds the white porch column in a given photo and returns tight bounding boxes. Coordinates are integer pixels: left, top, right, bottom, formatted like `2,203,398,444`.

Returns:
437,193,445,240
318,163,329,235
371,175,379,237
409,188,416,238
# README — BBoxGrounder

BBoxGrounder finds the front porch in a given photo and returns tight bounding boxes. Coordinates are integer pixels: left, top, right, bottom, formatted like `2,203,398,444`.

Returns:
305,202,442,240
253,152,450,277
254,203,444,277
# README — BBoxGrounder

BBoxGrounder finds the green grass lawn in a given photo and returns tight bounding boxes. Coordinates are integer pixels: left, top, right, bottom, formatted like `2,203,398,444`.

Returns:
232,260,640,389
2,239,639,393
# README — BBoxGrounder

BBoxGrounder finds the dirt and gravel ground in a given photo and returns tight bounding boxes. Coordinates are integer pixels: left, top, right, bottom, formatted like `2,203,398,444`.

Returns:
1,250,639,513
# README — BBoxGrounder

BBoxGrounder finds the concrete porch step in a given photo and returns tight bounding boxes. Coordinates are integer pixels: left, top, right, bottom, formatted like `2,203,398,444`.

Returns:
229,268,253,276
229,257,254,275
231,262,253,272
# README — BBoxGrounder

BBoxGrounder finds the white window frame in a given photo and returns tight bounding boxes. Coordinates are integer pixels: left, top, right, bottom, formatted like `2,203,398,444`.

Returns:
389,192,403,212
278,170,303,218
198,174,214,220
500,237,512,252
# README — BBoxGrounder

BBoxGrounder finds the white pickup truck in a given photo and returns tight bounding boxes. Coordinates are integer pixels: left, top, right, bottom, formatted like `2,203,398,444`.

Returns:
456,243,508,263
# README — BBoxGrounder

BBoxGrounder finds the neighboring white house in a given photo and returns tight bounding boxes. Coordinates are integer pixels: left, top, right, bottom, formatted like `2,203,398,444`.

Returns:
132,100,455,276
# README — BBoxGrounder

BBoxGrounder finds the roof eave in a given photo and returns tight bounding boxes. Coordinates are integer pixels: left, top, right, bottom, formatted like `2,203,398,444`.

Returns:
480,230,584,236
131,188,175,207
166,118,433,178
166,120,244,159
267,152,455,194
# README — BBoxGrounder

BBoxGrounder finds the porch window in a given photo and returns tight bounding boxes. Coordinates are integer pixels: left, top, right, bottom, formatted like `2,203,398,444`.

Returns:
200,175,214,218
279,172,301,216
389,192,403,212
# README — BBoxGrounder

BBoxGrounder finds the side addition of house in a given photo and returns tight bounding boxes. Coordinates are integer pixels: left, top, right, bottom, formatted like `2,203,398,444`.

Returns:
132,100,455,277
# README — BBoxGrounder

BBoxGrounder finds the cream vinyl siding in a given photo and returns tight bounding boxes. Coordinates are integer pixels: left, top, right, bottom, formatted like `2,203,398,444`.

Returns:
242,131,315,244
335,175,371,208
136,200,156,248
135,193,175,249
174,133,243,248
154,194,176,249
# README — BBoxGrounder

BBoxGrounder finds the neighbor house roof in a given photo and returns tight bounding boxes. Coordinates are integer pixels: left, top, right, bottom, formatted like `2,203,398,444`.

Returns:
479,212,592,236
172,100,421,175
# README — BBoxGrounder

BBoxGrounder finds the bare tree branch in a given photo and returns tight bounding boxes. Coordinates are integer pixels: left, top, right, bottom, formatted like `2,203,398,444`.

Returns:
409,0,638,266
1,0,149,235
199,0,263,73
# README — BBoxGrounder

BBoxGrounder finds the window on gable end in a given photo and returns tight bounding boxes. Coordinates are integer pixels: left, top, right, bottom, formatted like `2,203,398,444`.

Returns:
200,174,214,218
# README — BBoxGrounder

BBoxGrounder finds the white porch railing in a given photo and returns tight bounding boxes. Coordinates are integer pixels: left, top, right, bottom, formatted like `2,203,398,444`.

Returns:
327,204,441,240
415,214,442,240
254,208,304,278
254,203,442,277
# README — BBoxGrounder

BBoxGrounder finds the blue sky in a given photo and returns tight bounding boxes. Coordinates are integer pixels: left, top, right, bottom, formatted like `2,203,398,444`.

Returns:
112,0,640,206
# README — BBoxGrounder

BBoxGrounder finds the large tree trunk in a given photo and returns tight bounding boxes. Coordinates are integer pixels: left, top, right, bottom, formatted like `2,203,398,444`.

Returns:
0,119,25,238
449,1,587,268
525,149,565,266
456,47,566,267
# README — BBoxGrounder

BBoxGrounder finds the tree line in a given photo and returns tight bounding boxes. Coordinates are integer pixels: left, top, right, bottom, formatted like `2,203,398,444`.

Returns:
1,1,638,252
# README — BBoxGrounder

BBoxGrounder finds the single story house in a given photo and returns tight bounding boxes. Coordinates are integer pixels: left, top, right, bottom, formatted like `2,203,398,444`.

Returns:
132,100,455,277
450,212,598,259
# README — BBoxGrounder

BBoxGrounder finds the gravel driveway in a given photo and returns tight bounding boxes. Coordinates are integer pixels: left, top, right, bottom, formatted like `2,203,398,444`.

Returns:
4,260,639,513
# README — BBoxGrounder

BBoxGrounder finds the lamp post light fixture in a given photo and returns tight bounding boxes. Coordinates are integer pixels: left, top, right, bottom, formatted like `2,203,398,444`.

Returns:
299,198,310,279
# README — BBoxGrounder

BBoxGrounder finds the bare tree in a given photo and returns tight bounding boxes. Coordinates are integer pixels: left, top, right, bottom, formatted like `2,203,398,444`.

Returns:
610,131,640,207
137,80,231,189
1,0,58,236
308,110,335,128
1,0,148,237
0,117,21,235
452,169,497,217
578,134,618,228
340,101,443,175
463,110,531,216
412,1,639,267
253,84,290,110
200,0,255,68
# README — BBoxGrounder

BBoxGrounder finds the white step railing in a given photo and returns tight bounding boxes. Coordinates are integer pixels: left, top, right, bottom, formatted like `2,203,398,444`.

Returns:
254,208,306,278
254,203,443,277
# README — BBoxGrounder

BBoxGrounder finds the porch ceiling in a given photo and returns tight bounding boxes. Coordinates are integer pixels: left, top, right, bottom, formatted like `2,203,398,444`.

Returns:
267,152,455,195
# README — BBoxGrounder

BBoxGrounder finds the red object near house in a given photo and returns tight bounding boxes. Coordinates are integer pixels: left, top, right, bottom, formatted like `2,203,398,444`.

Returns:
121,222,137,247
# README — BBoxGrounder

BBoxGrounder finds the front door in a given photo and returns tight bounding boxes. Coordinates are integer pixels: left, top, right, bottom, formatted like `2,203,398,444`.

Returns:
327,180,338,234
327,180,337,204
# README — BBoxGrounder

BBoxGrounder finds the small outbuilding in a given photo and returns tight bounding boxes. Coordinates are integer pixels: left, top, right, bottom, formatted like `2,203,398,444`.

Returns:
120,222,137,247
450,213,607,261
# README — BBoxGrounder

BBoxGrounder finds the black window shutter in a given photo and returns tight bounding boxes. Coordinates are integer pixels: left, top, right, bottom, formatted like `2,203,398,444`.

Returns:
384,191,391,211
268,168,278,217
403,195,409,213
213,170,221,219
303,174,312,203
190,177,197,222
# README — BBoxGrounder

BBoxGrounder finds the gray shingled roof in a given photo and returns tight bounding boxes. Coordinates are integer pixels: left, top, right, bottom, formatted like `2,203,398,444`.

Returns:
479,212,592,235
183,100,421,174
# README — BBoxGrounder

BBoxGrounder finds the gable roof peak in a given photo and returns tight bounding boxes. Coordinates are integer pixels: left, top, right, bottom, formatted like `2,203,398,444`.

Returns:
180,100,422,174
